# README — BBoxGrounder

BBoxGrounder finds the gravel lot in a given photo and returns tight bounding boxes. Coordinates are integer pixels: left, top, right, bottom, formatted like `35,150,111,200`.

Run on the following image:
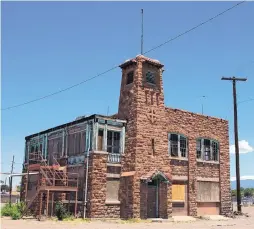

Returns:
1,207,254,229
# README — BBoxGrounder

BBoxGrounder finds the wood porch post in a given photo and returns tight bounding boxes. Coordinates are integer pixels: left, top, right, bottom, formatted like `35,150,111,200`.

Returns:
51,193,54,217
74,191,78,217
46,190,49,216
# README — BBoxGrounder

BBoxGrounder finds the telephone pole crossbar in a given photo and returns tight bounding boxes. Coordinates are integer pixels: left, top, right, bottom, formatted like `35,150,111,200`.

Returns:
221,76,247,213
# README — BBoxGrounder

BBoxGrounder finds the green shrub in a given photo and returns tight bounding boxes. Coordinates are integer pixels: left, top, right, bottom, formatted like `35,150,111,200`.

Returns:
55,202,67,221
1,204,13,216
11,209,21,220
16,202,26,214
1,202,25,220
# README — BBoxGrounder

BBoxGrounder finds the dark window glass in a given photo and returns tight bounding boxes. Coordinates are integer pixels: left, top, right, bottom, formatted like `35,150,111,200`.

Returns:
204,139,211,161
196,139,202,159
170,134,178,157
180,136,187,157
126,71,134,85
146,71,156,84
107,131,120,154
212,141,219,161
197,138,219,161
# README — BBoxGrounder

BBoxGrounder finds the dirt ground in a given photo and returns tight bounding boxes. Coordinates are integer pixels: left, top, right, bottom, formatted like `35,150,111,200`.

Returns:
1,206,254,229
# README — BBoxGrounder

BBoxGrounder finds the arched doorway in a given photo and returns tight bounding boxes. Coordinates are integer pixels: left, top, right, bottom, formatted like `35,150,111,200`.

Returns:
140,170,171,219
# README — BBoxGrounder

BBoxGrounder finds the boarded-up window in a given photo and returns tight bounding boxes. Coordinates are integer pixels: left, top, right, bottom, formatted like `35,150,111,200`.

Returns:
197,181,220,202
172,184,185,201
106,178,119,201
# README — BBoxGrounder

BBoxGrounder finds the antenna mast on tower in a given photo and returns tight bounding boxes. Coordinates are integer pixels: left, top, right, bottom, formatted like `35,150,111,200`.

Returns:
141,9,144,55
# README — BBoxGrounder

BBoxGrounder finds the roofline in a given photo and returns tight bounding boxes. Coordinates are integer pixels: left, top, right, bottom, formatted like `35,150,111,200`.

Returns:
119,55,164,69
25,114,126,140
165,107,228,122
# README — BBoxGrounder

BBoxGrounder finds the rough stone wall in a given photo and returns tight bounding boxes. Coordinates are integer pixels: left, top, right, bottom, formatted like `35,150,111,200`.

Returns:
118,55,230,218
165,108,231,216
118,56,171,219
159,182,169,218
170,159,188,176
105,204,120,218
197,162,220,178
87,151,120,218
218,126,231,215
119,175,134,219
139,181,148,219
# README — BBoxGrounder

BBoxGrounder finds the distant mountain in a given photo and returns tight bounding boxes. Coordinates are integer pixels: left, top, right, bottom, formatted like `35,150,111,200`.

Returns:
231,179,254,189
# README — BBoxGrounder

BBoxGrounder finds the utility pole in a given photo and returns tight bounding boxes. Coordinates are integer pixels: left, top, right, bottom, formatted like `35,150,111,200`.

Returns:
221,76,247,213
9,155,15,205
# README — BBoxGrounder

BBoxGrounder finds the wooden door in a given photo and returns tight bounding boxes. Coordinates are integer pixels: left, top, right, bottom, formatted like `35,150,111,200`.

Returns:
147,185,157,218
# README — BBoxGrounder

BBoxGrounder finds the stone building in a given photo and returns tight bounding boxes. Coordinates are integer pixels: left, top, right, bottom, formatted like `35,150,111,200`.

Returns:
22,55,231,219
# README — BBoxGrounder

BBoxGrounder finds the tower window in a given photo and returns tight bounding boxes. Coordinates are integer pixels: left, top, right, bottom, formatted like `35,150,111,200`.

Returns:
146,71,156,84
126,71,134,85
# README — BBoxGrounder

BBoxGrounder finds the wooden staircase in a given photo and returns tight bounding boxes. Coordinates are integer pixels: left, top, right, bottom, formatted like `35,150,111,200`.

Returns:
22,152,78,219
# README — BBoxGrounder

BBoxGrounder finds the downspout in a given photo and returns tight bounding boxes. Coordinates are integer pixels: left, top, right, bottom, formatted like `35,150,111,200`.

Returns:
25,141,30,203
62,129,65,157
65,127,68,157
83,121,91,218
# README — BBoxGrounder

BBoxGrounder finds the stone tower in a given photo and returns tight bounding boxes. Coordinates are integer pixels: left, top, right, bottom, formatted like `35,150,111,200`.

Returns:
118,55,172,219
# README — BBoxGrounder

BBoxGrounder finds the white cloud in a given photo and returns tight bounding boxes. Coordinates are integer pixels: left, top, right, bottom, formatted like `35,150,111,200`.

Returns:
231,175,254,181
230,140,254,154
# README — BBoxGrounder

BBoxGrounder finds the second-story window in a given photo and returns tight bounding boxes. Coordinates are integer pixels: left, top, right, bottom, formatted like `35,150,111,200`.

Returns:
107,130,120,154
196,138,219,162
97,129,104,151
169,133,188,158
68,131,86,156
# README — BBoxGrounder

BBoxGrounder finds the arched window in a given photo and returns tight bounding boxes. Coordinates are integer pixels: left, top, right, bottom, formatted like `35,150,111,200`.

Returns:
196,138,219,162
168,133,188,158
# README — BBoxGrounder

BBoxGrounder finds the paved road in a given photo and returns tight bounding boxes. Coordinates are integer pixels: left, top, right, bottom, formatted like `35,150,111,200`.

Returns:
1,207,254,229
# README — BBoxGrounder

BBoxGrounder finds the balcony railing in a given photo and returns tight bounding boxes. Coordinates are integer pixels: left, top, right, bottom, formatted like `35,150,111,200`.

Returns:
107,153,121,163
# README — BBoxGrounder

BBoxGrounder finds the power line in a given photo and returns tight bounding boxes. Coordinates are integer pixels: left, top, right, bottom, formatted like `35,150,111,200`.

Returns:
2,66,119,111
1,1,246,111
238,98,254,105
143,1,246,55
0,162,23,165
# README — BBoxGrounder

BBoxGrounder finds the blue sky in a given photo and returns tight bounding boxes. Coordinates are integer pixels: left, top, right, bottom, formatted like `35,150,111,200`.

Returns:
1,1,254,187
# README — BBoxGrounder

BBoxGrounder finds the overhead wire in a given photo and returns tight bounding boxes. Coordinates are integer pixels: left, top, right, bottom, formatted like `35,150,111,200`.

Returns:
1,1,246,111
